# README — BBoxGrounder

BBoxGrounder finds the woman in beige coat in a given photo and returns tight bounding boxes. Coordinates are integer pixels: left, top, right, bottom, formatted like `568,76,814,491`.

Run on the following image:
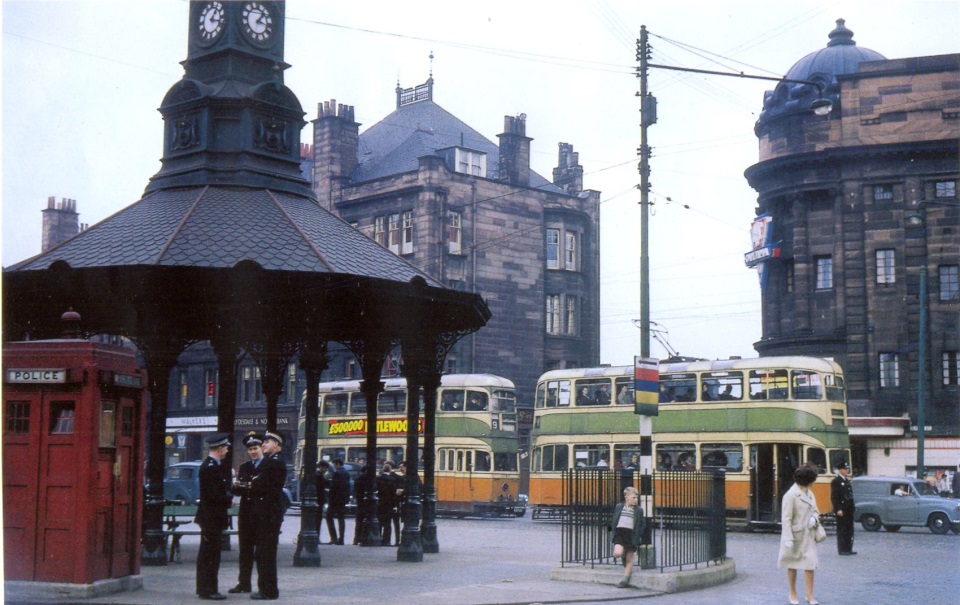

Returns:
777,464,821,605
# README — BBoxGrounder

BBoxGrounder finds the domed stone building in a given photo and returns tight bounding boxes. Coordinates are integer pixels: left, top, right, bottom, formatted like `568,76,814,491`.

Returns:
745,20,959,479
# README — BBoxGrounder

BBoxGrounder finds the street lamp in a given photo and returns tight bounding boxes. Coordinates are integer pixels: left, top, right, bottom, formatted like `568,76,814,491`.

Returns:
905,199,960,480
634,26,833,356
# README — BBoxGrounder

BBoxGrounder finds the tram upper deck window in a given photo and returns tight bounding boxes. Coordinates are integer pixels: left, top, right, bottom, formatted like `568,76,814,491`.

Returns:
324,393,348,415
349,393,367,415
825,374,845,402
657,444,696,471
539,380,571,408
614,378,634,405
792,370,823,400
700,443,743,472
660,373,697,403
466,391,489,411
575,379,612,406
749,369,789,400
700,372,743,402
441,390,465,411
491,389,516,413
378,391,406,414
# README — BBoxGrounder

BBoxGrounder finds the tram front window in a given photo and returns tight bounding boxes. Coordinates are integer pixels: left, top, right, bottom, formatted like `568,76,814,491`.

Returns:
474,451,491,472
829,449,850,473
806,447,827,474
792,370,823,400
494,452,518,472
492,390,516,413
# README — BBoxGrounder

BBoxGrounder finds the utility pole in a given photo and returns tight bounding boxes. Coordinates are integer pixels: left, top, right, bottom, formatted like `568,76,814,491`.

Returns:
636,26,657,358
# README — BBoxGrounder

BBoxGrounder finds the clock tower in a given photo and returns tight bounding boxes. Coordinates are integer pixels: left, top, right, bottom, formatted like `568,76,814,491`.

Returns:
147,1,310,196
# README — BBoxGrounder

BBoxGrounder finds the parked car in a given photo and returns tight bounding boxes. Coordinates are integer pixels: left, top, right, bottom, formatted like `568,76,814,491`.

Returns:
163,459,292,510
852,476,960,535
163,461,202,505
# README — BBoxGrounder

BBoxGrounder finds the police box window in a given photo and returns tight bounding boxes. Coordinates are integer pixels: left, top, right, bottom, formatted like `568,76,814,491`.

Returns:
50,401,75,435
5,401,30,434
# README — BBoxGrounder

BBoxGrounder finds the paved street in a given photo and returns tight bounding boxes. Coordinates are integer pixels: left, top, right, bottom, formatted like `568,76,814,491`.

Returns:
7,512,957,605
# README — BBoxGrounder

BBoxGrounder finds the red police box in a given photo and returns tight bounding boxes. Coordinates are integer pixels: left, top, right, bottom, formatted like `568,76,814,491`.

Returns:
3,335,147,592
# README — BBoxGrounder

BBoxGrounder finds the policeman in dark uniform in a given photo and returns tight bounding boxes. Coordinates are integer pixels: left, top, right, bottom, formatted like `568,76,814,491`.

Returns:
248,430,286,600
195,433,233,600
228,432,263,594
831,461,857,555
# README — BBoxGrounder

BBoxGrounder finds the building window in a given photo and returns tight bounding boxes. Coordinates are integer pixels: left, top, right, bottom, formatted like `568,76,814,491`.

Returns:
815,256,833,290
445,352,459,375
546,294,561,335
546,229,560,269
286,363,297,403
879,353,899,388
564,231,578,271
179,371,188,408
374,216,386,247
943,351,959,386
784,260,795,294
401,210,413,254
204,369,217,408
935,180,956,198
876,249,895,284
448,210,462,254
873,184,894,201
565,295,578,336
241,365,262,404
5,401,30,434
940,265,959,301
455,148,486,177
388,213,400,254
345,357,358,380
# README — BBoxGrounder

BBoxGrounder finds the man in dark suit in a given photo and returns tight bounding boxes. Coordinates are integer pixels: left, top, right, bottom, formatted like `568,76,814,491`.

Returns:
377,461,401,546
326,459,351,545
831,461,857,555
195,433,233,601
228,432,263,594
248,430,286,600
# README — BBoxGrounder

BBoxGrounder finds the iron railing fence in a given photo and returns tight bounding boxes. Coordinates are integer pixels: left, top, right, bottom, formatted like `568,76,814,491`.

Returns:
559,469,726,572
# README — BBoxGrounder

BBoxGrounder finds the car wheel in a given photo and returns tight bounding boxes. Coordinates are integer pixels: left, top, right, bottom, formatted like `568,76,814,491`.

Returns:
928,512,950,535
882,524,901,532
860,514,882,532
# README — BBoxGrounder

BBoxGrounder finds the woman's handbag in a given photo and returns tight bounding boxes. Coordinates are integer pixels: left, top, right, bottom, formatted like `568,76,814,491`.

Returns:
813,516,827,543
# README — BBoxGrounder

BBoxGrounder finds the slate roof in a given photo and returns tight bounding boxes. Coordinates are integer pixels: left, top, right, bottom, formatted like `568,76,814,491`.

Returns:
351,99,563,194
8,186,442,287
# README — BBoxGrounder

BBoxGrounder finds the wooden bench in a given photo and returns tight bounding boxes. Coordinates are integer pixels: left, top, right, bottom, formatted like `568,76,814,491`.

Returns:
163,504,239,563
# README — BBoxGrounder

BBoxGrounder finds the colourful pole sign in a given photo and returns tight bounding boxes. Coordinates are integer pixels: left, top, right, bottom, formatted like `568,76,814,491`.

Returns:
634,356,659,416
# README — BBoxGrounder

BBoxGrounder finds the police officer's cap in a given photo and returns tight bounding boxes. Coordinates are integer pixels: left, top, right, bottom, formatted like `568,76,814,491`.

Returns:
206,433,231,448
263,430,284,445
836,461,849,470
242,431,263,448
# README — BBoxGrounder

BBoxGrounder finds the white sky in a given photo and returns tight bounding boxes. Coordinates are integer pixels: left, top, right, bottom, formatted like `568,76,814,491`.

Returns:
2,1,958,367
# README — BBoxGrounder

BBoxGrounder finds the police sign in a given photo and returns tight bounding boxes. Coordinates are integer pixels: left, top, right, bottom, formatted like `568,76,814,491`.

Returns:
7,369,67,384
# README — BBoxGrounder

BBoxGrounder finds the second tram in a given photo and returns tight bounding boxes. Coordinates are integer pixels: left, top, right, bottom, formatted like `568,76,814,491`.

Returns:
528,356,851,528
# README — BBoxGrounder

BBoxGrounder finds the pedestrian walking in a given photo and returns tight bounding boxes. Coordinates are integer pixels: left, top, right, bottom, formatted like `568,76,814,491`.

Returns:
830,460,856,555
195,433,233,601
228,432,263,594
607,486,645,588
778,463,822,605
352,465,375,545
326,459,351,545
248,430,286,601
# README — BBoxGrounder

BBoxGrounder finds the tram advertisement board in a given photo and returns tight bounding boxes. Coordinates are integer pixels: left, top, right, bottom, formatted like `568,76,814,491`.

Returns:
327,416,424,436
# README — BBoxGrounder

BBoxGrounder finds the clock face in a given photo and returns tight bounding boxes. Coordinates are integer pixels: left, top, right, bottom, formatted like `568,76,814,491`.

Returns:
241,2,273,43
198,2,224,42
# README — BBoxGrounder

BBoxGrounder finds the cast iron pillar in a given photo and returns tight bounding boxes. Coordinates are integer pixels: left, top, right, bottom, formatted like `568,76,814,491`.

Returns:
420,373,441,553
358,372,386,546
294,342,327,566
139,337,187,566
397,367,424,562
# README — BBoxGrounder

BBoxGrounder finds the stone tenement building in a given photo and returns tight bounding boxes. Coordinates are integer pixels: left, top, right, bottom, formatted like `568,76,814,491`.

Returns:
746,20,959,477
311,78,602,419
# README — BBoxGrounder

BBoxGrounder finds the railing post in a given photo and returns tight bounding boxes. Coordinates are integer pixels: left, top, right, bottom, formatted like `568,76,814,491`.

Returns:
710,470,726,560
